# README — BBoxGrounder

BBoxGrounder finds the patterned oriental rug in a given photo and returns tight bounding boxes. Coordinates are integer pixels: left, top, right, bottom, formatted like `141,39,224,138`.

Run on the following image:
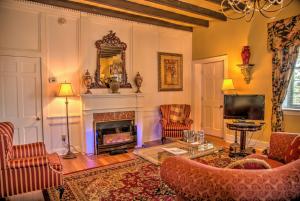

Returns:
47,151,242,201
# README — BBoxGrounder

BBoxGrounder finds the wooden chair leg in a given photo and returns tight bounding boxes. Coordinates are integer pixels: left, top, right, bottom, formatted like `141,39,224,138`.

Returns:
57,185,64,199
161,137,166,144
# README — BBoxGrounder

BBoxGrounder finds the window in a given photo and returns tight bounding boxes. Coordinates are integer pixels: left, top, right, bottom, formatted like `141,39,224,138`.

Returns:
283,48,300,110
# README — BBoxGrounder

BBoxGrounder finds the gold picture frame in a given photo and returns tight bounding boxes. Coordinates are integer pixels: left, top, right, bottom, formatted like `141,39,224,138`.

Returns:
158,52,183,91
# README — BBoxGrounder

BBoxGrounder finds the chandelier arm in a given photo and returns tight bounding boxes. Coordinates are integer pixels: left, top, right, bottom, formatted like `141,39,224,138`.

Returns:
246,8,256,22
262,0,292,12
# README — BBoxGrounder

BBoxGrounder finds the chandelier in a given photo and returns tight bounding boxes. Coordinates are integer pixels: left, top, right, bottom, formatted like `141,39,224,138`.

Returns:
221,0,293,21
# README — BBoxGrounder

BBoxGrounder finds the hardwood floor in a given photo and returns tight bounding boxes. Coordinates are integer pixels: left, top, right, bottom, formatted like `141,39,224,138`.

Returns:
61,135,230,174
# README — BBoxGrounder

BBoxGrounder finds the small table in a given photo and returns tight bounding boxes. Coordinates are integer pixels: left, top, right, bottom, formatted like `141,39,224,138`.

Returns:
134,141,222,165
226,122,263,156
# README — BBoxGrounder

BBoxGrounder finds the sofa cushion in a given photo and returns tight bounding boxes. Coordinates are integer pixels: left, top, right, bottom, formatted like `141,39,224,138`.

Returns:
246,154,284,168
169,105,185,123
284,136,300,163
226,158,271,169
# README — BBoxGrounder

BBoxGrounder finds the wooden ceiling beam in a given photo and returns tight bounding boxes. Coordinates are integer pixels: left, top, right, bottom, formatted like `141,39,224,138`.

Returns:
28,0,193,32
145,0,226,21
87,0,209,27
207,0,246,11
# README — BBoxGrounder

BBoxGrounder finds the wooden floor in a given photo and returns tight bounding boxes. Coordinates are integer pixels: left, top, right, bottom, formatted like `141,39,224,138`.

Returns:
61,135,229,174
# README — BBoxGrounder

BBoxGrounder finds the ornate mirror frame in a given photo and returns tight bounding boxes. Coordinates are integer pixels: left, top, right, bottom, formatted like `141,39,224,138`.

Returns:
92,31,132,88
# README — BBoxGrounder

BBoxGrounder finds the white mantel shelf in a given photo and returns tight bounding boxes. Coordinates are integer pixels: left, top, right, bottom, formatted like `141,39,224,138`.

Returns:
81,93,144,98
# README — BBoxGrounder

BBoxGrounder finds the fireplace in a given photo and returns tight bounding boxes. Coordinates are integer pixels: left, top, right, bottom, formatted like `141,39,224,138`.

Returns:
94,111,137,154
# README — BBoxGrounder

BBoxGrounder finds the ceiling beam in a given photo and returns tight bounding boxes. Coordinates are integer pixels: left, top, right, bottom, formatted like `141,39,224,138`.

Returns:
207,0,245,11
28,0,193,32
145,0,226,21
87,0,209,27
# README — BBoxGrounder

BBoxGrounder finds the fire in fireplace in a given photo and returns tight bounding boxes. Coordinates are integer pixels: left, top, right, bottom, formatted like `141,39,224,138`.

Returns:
95,120,137,154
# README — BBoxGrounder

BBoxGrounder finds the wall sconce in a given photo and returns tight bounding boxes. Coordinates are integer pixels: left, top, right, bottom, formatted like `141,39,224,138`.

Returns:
237,64,255,84
237,46,255,84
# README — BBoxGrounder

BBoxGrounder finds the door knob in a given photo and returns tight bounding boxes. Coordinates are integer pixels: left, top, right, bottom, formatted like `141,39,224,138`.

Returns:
36,117,41,121
219,105,223,109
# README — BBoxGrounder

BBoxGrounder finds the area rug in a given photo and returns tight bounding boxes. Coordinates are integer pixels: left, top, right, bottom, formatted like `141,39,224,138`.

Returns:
47,151,242,201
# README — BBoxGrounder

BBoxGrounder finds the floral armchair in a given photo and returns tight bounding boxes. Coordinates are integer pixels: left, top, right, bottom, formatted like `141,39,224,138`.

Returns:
0,122,64,199
160,104,193,143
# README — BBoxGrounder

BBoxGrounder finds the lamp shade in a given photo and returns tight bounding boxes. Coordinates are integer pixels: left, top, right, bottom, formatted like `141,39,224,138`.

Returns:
222,79,235,91
58,82,74,97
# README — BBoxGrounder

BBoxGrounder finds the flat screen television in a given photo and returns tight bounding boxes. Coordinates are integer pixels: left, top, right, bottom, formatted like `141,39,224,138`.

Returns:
224,95,265,120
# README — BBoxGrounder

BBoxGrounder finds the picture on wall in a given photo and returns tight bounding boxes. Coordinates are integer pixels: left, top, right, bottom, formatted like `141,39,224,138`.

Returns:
158,52,183,91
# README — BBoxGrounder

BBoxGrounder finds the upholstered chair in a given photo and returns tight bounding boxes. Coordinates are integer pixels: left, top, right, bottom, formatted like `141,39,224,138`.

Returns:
0,122,64,199
246,132,300,168
160,104,193,143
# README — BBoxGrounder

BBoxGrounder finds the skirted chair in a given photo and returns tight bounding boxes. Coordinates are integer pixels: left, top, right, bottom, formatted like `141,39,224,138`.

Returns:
161,132,300,200
0,122,64,199
160,104,193,143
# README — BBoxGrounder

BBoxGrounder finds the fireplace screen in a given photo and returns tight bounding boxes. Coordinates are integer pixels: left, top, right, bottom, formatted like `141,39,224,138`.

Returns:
103,132,133,145
95,119,136,154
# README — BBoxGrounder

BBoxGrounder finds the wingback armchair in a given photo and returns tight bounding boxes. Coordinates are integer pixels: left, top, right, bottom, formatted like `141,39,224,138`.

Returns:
0,122,63,199
160,104,193,143
246,132,300,168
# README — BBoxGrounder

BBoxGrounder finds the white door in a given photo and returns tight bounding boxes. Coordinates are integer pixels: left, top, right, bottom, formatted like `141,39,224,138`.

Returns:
0,56,43,145
201,61,224,137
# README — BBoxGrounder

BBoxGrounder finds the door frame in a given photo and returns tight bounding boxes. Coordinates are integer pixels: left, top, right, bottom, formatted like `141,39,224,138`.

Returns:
191,55,228,138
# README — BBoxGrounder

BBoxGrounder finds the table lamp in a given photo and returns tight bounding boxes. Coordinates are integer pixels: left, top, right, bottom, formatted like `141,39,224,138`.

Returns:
222,79,235,92
58,81,76,159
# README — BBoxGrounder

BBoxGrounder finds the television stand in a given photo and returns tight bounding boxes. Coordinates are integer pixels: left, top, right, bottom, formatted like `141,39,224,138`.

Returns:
226,122,263,156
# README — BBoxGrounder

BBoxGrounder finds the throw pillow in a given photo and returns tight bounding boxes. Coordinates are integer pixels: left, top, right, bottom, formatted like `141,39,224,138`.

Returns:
284,135,300,163
169,105,185,123
226,158,271,169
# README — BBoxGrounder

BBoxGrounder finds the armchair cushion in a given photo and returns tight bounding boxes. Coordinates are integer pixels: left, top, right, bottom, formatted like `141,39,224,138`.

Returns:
165,123,191,131
169,105,185,123
226,158,271,169
7,155,49,169
12,142,47,159
284,135,300,163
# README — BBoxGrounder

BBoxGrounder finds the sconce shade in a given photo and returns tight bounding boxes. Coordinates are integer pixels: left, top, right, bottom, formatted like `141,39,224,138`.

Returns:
58,82,74,97
222,79,235,91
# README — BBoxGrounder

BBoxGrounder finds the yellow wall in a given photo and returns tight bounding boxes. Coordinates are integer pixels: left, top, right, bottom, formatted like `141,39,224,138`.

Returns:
193,1,300,142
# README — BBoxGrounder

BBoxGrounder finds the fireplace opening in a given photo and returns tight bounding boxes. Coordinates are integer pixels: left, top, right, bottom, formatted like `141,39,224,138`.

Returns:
95,120,137,154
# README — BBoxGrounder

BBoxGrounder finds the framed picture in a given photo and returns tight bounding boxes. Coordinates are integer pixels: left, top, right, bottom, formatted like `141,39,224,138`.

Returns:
158,52,183,91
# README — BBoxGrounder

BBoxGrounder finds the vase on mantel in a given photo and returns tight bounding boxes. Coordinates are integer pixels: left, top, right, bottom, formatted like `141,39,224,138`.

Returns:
109,76,120,93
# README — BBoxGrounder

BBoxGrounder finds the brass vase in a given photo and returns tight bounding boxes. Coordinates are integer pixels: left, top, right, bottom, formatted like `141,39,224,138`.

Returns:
109,77,120,93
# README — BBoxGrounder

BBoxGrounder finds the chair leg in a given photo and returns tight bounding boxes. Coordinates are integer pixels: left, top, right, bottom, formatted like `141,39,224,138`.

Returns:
0,197,6,201
161,137,166,144
57,185,64,199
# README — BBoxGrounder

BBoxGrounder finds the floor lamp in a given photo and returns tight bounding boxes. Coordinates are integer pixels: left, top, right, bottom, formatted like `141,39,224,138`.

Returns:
58,81,76,159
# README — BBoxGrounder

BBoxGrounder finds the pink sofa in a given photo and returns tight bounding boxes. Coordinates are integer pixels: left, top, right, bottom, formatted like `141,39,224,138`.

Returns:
161,157,300,200
160,132,300,200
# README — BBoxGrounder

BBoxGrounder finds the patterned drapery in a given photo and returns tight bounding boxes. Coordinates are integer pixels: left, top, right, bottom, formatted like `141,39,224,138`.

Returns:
268,15,300,132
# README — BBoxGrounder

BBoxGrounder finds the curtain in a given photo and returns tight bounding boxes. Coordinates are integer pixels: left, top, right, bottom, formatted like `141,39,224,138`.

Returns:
268,15,300,132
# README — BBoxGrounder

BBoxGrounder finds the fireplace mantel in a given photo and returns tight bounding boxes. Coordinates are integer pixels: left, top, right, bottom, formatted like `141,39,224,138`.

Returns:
81,93,144,154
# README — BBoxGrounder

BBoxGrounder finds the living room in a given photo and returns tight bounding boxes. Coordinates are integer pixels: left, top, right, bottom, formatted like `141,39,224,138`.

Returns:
0,0,299,200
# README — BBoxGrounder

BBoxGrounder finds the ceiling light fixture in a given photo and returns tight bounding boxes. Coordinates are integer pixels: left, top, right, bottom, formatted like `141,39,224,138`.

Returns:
221,0,293,22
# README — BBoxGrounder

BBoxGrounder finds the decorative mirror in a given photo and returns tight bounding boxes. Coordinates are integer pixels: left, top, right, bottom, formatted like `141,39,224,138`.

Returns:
92,31,132,88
